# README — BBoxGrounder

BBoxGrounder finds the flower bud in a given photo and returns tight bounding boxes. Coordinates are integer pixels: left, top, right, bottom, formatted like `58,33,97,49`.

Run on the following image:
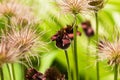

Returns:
81,21,94,37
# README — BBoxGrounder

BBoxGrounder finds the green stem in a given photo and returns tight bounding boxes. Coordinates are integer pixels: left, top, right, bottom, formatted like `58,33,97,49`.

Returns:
7,17,11,26
21,60,26,80
70,43,74,79
64,50,72,80
73,15,78,80
0,67,4,80
85,38,90,80
87,38,90,56
95,12,100,80
4,17,11,35
6,64,12,80
114,64,118,80
12,64,16,80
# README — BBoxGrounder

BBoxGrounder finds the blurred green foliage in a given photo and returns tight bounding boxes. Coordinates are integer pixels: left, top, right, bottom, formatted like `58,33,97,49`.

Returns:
0,0,120,80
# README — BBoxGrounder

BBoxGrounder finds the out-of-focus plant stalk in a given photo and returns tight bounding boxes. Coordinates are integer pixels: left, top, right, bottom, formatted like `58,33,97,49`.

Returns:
64,50,72,80
73,14,78,80
21,60,25,80
0,67,4,80
85,38,90,80
12,64,16,80
4,17,11,34
114,63,118,80
7,17,11,26
6,64,12,80
95,12,100,80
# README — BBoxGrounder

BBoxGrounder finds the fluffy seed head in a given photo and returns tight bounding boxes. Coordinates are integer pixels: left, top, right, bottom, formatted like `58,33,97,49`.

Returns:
55,0,88,15
0,35,22,66
0,1,22,17
0,0,35,25
98,38,120,65
7,27,37,53
0,25,46,66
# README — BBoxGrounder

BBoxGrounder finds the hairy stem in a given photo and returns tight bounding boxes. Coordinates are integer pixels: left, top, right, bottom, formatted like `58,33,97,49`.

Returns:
7,64,12,80
95,12,100,80
12,64,16,80
85,38,90,80
21,61,25,80
64,50,72,80
0,67,4,80
114,64,118,80
73,14,78,80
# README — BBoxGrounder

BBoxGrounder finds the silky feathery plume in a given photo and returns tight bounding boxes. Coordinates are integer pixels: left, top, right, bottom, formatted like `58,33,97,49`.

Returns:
98,37,120,66
0,35,23,66
0,0,35,26
55,0,88,15
11,6,35,26
81,21,94,37
0,25,47,67
11,14,35,26
87,0,105,12
6,26,44,61
0,1,44,67
0,1,17,18
7,26,37,53
51,25,81,49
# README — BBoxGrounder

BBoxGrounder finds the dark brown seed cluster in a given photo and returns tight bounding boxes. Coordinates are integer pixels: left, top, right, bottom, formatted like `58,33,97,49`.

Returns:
44,67,65,80
51,25,81,49
26,68,44,80
26,67,65,80
88,0,104,11
88,0,103,6
81,21,94,37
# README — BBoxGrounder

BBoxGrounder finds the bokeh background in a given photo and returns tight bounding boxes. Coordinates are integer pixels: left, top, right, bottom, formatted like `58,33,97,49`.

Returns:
0,0,120,80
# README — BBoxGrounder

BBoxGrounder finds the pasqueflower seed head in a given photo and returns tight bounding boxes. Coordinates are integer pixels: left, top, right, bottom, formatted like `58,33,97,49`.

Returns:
55,0,88,15
98,37,120,65
0,26,39,66
0,35,23,66
0,0,35,26
7,26,38,55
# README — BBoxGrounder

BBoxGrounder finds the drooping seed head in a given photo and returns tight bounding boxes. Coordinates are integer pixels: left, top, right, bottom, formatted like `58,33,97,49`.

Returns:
87,0,105,12
81,21,94,37
51,25,81,49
